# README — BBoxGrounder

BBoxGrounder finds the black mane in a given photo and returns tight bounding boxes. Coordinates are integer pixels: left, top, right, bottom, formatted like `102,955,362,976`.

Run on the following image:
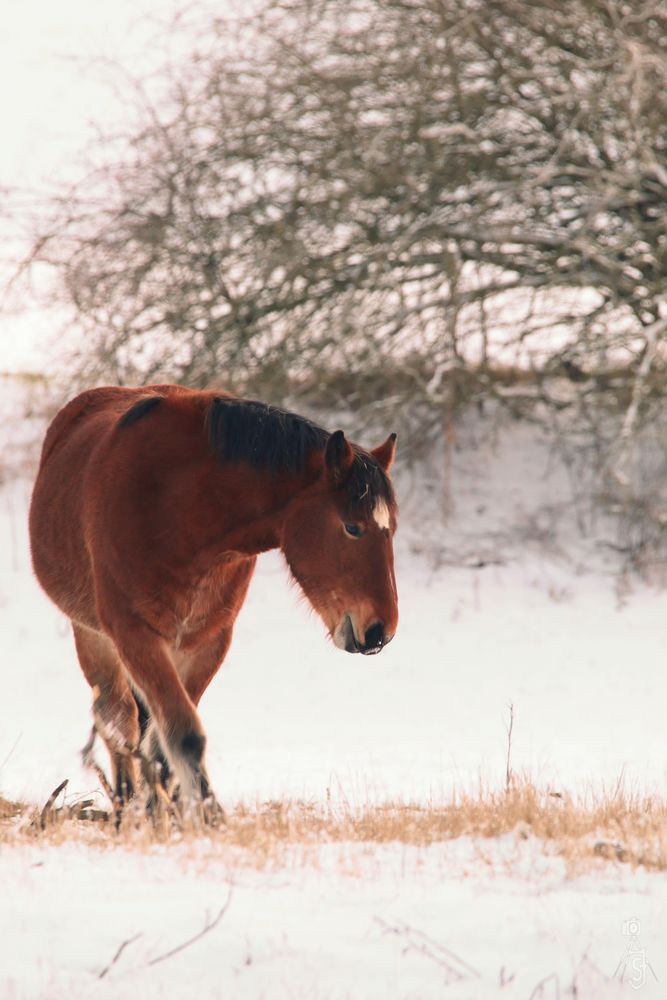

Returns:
207,397,329,473
119,395,162,427
206,396,394,514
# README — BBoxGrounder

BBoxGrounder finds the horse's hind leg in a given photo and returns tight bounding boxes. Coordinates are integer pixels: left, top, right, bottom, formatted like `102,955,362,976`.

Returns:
132,692,175,818
72,624,140,814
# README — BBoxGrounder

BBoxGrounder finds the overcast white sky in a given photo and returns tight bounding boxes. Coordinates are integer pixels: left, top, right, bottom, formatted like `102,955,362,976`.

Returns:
0,0,216,374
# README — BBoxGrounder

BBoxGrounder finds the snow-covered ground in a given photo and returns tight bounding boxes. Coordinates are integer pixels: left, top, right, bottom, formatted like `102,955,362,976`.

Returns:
2,411,667,997
2,835,665,999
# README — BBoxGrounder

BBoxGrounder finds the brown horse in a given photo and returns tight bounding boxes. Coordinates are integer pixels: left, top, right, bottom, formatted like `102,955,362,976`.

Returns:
29,384,398,818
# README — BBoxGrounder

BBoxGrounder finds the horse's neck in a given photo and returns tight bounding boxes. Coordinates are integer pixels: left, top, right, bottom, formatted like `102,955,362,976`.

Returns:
205,459,320,559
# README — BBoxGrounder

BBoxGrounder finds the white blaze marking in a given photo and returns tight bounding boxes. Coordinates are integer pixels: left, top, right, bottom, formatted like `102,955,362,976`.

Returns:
373,499,391,530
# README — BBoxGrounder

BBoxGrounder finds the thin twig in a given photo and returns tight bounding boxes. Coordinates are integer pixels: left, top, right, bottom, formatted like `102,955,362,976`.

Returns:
612,315,667,486
148,889,233,967
375,918,479,981
98,933,143,979
505,702,514,794
0,734,22,775
528,971,560,999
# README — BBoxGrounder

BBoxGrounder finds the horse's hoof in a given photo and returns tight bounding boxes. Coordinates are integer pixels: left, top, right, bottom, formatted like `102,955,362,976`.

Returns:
202,795,226,828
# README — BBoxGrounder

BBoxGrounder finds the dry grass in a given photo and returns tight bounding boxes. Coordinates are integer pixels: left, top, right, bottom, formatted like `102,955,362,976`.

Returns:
2,778,667,873
0,795,24,821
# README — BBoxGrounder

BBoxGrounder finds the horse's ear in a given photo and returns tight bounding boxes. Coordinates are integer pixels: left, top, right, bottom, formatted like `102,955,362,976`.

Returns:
371,433,397,472
325,430,354,486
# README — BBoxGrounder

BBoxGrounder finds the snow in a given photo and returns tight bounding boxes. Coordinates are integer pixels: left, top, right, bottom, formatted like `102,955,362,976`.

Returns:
2,408,667,997
1,837,664,998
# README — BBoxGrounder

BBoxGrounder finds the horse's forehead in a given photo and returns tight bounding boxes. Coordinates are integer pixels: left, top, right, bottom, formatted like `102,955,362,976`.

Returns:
343,474,395,528
372,498,391,530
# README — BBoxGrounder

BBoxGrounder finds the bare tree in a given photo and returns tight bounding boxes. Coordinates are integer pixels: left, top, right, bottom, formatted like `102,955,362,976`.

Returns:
23,0,667,454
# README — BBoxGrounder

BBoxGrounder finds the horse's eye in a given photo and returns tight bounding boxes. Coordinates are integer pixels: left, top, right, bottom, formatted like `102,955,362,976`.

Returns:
344,522,363,538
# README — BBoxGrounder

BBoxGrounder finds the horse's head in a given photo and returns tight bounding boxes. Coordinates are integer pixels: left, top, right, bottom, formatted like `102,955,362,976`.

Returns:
282,430,398,654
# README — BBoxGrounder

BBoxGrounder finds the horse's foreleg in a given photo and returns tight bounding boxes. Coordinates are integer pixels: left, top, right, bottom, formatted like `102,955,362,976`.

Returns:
173,628,233,706
161,631,234,824
104,619,213,808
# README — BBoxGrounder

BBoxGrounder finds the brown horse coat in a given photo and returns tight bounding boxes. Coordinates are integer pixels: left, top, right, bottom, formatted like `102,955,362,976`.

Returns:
29,384,398,812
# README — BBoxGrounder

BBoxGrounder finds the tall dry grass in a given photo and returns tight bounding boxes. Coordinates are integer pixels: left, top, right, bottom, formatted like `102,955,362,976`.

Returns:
2,778,666,872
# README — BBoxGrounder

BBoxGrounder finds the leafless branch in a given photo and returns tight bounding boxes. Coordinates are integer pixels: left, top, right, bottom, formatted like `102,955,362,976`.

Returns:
528,971,561,999
375,917,479,983
147,889,233,967
611,315,667,485
98,933,143,980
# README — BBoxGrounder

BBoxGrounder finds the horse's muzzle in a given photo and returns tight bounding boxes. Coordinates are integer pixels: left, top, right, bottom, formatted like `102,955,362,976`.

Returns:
340,616,391,655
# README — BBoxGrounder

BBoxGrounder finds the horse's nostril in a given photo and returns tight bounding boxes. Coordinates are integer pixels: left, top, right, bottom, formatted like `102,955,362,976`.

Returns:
364,622,384,650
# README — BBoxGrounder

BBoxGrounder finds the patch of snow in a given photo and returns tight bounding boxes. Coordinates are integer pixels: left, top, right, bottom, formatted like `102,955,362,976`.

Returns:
0,837,664,998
